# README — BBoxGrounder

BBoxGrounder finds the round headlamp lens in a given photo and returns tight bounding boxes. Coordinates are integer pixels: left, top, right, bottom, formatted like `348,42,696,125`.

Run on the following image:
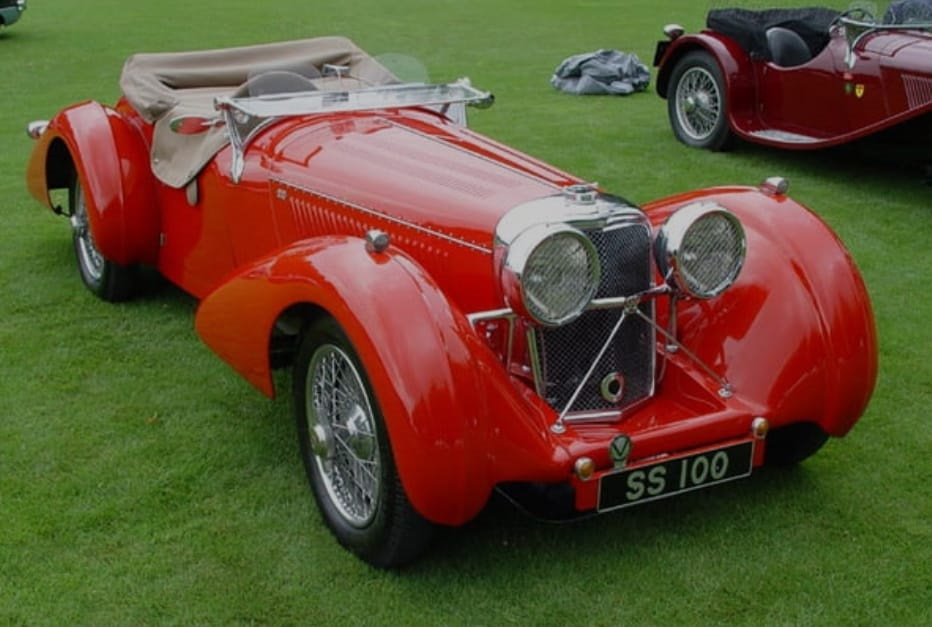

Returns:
657,203,746,299
503,225,600,326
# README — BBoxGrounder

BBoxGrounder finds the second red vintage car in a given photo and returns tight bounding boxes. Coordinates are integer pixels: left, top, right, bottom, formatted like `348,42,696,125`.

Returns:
26,36,877,568
654,4,932,154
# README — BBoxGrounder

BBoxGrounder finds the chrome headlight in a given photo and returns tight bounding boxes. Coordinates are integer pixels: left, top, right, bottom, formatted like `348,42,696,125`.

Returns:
501,224,600,326
655,202,746,299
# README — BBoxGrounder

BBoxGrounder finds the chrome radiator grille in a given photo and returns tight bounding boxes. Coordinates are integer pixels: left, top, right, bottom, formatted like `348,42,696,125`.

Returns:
533,222,655,416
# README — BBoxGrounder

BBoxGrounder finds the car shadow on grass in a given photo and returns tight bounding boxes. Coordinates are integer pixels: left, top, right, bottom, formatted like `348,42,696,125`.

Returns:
735,130,931,188
411,464,826,575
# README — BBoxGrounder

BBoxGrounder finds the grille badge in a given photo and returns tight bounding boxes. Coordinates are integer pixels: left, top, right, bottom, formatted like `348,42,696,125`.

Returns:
609,434,632,469
600,372,625,403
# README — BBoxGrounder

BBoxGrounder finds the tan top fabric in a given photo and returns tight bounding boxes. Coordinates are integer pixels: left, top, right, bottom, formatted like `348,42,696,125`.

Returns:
119,36,397,187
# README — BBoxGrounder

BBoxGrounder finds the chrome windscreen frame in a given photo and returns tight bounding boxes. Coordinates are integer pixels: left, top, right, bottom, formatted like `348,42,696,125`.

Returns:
214,78,493,182
836,17,932,69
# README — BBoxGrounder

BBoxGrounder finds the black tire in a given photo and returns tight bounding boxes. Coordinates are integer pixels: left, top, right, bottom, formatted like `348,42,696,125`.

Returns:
293,317,434,568
69,176,135,302
764,422,830,467
667,51,733,151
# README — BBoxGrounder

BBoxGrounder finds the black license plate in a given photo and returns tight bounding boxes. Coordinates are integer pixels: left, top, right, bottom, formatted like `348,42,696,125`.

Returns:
598,441,754,511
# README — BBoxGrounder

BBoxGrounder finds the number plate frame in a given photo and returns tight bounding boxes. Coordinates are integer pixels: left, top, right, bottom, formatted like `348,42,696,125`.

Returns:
597,440,754,512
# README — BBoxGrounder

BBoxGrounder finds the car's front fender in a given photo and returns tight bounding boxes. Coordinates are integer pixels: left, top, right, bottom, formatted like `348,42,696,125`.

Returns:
195,235,563,525
25,100,159,265
655,33,757,130
644,185,877,437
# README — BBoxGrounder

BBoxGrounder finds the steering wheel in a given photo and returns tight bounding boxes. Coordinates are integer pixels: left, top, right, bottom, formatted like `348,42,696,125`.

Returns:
233,71,318,98
831,4,877,28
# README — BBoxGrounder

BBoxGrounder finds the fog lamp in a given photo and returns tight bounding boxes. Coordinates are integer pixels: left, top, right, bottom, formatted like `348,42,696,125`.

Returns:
751,417,770,439
574,457,596,481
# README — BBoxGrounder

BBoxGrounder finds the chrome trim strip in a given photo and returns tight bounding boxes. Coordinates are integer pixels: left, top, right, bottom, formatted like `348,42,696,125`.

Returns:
560,410,623,422
271,178,491,254
526,327,546,398
465,286,670,325
561,394,655,424
466,308,515,324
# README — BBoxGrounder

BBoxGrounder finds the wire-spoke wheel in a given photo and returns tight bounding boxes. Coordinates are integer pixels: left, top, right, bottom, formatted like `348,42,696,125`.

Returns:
69,175,135,301
667,51,733,150
294,316,433,568
308,342,381,527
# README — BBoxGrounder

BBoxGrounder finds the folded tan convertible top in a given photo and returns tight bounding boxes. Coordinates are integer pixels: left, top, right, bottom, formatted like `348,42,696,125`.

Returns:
118,36,397,187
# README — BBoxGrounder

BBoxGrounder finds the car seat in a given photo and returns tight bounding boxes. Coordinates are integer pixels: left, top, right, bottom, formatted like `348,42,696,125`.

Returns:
766,27,813,66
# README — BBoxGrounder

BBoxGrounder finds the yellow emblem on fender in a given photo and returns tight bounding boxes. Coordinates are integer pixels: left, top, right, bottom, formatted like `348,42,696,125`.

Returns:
855,84,865,98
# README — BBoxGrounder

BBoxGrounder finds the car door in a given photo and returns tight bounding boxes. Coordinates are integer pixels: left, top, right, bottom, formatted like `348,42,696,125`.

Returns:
156,159,240,300
756,34,851,139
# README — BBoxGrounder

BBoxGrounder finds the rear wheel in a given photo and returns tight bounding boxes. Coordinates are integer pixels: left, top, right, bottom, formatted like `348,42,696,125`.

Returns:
764,422,829,466
293,317,433,568
667,51,733,151
69,176,135,302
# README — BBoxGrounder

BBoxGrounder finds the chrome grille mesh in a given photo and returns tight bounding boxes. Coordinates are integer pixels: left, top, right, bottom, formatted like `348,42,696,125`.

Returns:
534,222,654,414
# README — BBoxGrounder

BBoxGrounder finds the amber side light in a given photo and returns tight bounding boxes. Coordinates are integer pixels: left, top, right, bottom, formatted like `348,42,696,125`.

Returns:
574,457,596,481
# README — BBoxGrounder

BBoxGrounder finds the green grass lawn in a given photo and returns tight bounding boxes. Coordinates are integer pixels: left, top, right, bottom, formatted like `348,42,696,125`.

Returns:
2,0,929,624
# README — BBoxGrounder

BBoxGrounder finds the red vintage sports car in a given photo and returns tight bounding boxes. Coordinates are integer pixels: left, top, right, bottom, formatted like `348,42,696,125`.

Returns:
26,36,877,568
654,4,932,154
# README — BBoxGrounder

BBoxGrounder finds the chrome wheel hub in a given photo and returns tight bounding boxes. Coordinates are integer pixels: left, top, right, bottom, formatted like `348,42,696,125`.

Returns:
675,66,722,141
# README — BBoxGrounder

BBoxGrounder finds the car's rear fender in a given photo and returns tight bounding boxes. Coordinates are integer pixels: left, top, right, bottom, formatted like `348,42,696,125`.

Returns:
656,33,757,129
25,100,159,266
643,185,877,438
195,235,564,525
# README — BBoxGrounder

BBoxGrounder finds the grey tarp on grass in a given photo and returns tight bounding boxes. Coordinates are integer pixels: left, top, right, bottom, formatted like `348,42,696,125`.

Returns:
550,49,650,95
884,0,932,23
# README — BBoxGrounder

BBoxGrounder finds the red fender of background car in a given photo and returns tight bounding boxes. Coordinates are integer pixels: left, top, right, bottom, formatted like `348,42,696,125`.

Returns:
644,186,878,438
655,33,758,134
25,100,159,266
194,235,572,525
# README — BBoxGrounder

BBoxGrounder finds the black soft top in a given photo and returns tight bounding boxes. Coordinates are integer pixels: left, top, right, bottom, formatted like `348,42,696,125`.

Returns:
706,7,841,60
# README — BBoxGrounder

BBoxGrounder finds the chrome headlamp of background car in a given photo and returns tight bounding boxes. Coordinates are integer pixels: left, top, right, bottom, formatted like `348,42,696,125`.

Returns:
501,223,601,326
655,202,746,299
